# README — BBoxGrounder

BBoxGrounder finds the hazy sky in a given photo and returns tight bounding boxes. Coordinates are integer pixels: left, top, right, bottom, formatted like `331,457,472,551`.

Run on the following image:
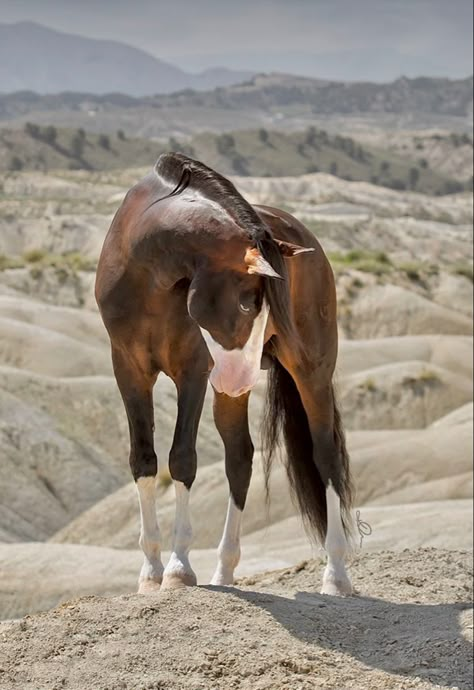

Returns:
2,0,473,80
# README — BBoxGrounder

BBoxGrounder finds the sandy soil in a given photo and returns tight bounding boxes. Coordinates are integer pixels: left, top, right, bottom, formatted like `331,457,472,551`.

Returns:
0,549,471,690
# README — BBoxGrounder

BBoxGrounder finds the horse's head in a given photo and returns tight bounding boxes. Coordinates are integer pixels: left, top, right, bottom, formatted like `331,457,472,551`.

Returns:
187,237,312,397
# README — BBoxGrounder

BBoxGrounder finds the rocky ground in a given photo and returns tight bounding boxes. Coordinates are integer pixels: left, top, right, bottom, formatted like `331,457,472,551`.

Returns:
0,549,472,690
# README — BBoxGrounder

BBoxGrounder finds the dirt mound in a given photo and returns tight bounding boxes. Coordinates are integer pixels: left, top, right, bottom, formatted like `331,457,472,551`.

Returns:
0,549,471,690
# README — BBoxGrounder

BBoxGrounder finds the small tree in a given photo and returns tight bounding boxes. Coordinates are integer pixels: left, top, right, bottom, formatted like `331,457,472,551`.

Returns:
98,134,110,150
217,134,235,156
305,126,317,147
24,122,40,139
42,126,57,145
9,156,23,171
117,129,126,141
409,167,420,189
71,132,85,159
168,137,181,151
380,160,390,174
258,128,269,145
330,161,338,175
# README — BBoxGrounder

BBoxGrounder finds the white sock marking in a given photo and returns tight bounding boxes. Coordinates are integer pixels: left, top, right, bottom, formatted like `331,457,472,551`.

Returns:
211,497,243,586
136,476,164,588
321,481,352,595
162,481,196,585
200,299,269,397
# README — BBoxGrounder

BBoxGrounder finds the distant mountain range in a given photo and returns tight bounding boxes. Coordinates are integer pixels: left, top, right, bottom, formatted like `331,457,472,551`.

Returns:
0,72,472,139
0,21,254,96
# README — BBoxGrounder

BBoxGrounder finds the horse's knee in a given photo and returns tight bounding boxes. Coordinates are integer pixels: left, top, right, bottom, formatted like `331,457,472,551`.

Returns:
169,444,197,488
130,449,157,481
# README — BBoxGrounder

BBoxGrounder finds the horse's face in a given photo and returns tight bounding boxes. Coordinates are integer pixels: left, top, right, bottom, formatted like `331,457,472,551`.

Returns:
187,268,268,397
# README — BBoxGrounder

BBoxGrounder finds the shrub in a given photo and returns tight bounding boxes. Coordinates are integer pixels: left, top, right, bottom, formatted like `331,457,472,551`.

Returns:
71,132,85,158
98,134,111,150
24,122,40,138
42,126,57,145
23,248,46,263
452,263,474,283
217,133,235,156
8,156,23,171
409,167,420,189
399,262,422,282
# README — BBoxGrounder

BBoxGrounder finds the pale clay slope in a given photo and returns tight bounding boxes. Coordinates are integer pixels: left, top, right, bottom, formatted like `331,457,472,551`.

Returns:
50,412,473,551
0,338,471,544
0,170,472,642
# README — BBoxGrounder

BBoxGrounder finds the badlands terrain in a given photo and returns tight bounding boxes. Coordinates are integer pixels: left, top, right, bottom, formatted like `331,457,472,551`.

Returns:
0,165,472,689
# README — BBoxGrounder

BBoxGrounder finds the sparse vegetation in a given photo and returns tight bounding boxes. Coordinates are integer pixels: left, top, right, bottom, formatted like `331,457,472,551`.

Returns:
1,124,467,195
399,262,422,282
360,378,377,393
98,134,111,150
8,156,23,171
1,250,97,274
403,369,441,387
329,250,392,276
451,263,474,283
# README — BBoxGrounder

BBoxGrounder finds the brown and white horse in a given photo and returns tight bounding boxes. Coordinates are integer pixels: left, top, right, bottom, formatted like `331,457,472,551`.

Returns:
95,153,354,594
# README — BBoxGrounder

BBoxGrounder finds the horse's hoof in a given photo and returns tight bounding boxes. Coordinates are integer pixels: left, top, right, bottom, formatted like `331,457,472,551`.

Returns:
137,578,162,594
321,573,353,597
161,570,197,590
210,571,234,586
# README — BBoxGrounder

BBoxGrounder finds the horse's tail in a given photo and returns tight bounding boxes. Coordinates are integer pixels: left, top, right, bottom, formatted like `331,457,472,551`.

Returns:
262,358,353,544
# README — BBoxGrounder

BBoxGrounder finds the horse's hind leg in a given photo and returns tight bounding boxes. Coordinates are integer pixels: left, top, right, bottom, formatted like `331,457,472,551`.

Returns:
161,370,207,590
299,379,353,595
277,354,353,595
112,347,163,593
211,391,253,586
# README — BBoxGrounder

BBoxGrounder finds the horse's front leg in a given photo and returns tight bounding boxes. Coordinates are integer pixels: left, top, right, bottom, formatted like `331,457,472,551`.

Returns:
112,347,163,594
161,369,208,590
211,391,253,586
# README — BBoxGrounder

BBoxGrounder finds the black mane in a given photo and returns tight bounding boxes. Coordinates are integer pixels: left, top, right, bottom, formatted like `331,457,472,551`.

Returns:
155,152,268,242
154,152,300,352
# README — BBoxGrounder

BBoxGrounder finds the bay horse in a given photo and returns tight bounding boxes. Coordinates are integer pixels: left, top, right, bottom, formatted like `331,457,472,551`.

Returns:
95,152,353,595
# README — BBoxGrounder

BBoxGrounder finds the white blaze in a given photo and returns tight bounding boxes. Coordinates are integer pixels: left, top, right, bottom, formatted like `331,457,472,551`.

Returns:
200,299,269,397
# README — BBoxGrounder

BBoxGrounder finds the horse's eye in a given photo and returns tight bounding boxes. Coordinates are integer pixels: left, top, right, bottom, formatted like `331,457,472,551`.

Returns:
239,302,251,314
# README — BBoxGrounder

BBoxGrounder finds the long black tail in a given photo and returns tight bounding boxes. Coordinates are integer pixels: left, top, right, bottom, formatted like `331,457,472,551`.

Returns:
262,358,353,544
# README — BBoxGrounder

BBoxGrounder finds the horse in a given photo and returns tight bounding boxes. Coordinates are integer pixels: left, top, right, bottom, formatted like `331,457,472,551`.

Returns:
95,152,354,595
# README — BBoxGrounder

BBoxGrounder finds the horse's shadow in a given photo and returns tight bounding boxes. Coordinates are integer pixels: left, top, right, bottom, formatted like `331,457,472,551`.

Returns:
206,584,473,689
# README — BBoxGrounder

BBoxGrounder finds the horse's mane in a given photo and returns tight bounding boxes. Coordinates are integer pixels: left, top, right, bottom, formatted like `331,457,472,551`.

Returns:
154,152,299,351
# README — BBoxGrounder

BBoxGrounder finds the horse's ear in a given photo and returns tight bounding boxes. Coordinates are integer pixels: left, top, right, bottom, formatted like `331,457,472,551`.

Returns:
275,239,315,258
244,247,282,279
